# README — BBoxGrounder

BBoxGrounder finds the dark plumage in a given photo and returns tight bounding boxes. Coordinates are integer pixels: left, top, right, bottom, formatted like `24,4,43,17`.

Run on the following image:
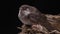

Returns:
18,5,56,32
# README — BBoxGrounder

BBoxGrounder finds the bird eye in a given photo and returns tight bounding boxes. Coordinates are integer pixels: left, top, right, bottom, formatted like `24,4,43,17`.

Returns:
29,14,40,21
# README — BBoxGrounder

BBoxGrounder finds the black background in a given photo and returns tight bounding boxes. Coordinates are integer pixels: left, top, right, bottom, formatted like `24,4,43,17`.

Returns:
1,0,60,34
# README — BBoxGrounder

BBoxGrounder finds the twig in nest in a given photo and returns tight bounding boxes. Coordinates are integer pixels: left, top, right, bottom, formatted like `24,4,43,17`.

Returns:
49,30,60,34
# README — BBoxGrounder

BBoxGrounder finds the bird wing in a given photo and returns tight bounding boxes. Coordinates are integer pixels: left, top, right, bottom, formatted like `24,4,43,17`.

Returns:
45,14,60,31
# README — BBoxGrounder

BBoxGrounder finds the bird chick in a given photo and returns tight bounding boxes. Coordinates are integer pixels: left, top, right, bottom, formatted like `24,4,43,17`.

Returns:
18,5,56,32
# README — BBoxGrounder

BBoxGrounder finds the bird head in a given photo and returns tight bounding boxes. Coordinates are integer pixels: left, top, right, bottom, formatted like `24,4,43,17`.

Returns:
18,5,44,25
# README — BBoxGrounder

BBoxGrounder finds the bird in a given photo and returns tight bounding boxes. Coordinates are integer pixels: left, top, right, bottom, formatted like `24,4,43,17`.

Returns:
18,5,58,32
